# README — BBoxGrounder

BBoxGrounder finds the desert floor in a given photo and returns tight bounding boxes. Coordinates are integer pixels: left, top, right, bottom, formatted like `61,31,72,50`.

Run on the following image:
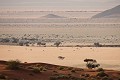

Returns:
0,45,120,70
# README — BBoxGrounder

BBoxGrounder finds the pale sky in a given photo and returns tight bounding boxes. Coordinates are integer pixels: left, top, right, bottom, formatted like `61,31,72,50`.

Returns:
0,0,120,10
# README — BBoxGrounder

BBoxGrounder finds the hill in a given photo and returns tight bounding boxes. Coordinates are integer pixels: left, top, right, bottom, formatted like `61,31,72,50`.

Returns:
41,14,66,18
92,5,120,18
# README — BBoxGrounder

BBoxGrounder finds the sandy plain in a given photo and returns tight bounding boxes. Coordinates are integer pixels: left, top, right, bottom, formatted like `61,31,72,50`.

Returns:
0,45,120,70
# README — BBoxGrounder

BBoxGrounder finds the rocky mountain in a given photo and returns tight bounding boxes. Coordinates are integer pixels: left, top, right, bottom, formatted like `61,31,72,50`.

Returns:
92,5,120,18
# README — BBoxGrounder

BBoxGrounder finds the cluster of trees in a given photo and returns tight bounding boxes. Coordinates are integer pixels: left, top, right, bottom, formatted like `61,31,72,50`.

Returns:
0,36,62,47
37,41,61,47
19,41,62,47
0,38,19,43
37,42,46,46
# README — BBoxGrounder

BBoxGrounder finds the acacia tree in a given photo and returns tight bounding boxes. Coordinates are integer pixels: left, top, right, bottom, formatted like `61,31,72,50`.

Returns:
54,41,61,47
84,59,100,69
94,42,102,47
37,42,46,46
37,42,41,46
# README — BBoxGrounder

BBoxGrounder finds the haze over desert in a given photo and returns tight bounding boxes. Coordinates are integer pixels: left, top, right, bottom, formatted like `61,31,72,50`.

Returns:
0,0,120,80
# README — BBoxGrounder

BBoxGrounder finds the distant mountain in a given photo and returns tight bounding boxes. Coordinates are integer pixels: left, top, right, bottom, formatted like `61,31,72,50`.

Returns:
92,5,120,18
41,14,66,18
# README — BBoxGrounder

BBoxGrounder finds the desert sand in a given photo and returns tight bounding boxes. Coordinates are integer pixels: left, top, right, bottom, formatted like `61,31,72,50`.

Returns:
0,45,120,70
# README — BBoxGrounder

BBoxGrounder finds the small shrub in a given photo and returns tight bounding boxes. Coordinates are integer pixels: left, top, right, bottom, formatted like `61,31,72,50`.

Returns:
68,67,73,70
50,74,69,80
54,41,61,47
118,78,120,80
70,76,86,80
11,37,19,43
58,66,64,70
94,42,102,47
102,76,110,80
79,78,86,80
71,69,76,73
32,68,40,73
81,74,90,77
35,64,41,67
39,66,44,71
1,38,10,43
11,78,20,80
97,71,108,77
44,65,48,69
84,74,90,77
53,73,59,76
43,69,47,71
29,73,34,76
26,44,29,46
97,68,104,72
27,66,34,69
0,74,6,79
53,70,57,73
19,42,24,46
68,73,72,76
58,74,68,79
102,76,111,80
24,62,27,64
78,68,84,71
38,66,47,72
49,76,58,80
7,60,21,70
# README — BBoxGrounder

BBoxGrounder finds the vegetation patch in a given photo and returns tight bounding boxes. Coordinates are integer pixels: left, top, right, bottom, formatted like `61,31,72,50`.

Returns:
6,60,21,70
58,66,65,70
96,71,108,77
97,68,104,72
0,74,6,79
32,68,41,73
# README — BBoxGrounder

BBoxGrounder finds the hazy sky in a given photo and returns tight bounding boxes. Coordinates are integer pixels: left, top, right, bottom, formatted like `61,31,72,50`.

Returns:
0,0,120,10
